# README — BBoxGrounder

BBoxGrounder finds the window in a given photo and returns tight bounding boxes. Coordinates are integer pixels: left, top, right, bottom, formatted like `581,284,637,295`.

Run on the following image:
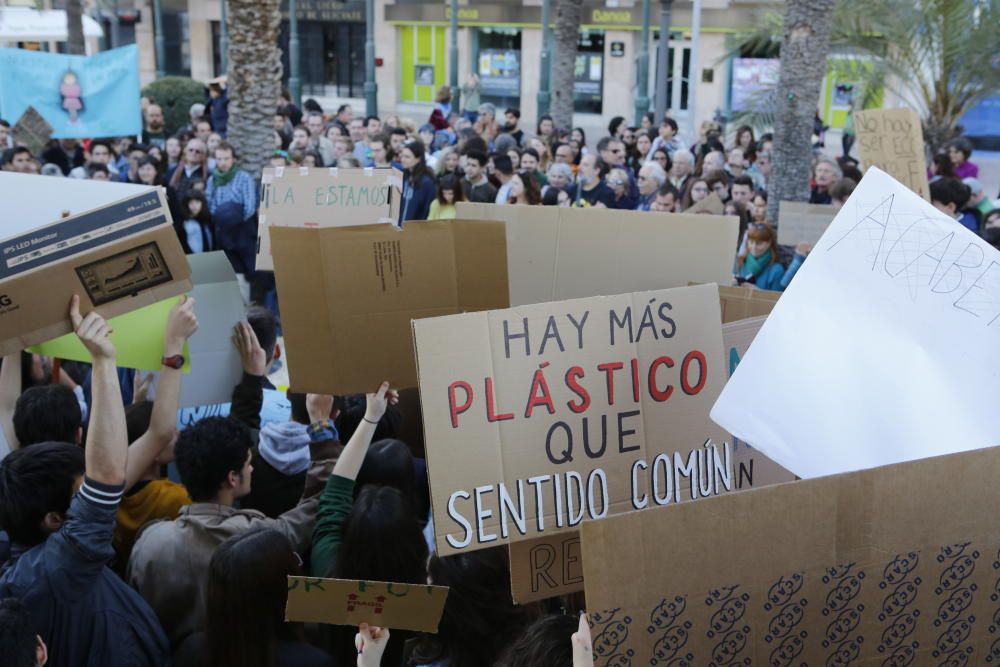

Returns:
574,30,603,114
477,28,521,109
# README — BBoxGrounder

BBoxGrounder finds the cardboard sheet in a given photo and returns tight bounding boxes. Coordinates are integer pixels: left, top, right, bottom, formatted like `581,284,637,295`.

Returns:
508,313,794,605
581,445,1000,666
256,166,403,271
684,192,725,215
854,107,930,200
711,167,1000,479
285,577,449,633
777,201,839,247
454,203,739,306
414,284,730,557
0,175,191,355
31,252,243,405
271,220,508,394
715,285,781,323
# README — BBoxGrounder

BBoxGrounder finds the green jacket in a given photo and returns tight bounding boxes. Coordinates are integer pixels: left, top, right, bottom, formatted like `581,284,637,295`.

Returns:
310,474,355,577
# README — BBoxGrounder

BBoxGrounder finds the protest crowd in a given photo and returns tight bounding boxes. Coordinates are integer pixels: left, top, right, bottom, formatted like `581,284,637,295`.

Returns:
0,72,998,667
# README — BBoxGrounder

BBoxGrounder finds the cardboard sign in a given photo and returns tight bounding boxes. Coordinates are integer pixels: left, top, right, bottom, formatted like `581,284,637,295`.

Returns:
508,313,793,605
454,203,739,306
0,174,191,356
581,445,1000,666
684,192,725,215
854,107,930,200
285,577,449,633
777,201,838,247
12,105,52,157
256,166,403,271
715,285,781,323
271,220,508,394
414,284,731,557
712,167,1000,479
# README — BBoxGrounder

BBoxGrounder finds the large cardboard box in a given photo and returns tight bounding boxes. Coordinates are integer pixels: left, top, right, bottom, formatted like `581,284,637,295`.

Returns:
715,285,781,323
271,220,508,394
413,283,731,558
0,174,191,355
256,166,403,271
581,445,1000,666
454,203,739,306
507,313,794,605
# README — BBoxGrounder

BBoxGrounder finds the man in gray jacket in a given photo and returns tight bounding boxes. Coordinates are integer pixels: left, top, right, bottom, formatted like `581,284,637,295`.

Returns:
127,321,339,647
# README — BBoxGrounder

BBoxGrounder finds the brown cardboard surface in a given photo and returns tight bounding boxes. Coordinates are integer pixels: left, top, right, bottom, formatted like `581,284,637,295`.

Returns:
0,187,191,355
285,577,449,633
581,445,1000,665
777,201,839,247
271,220,508,394
684,192,726,215
413,284,732,558
854,108,930,200
508,313,793,605
713,285,781,323
453,203,739,306
256,166,403,271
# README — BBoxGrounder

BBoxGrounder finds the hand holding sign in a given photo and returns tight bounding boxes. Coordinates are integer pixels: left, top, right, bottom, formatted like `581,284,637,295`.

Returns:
355,623,390,667
70,295,115,360
164,296,198,356
572,613,594,667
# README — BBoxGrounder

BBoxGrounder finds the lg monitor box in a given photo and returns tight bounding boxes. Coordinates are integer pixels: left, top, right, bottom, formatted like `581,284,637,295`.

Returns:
0,174,192,354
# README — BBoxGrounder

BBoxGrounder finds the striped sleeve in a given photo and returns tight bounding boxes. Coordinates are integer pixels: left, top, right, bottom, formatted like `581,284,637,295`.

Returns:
78,476,125,507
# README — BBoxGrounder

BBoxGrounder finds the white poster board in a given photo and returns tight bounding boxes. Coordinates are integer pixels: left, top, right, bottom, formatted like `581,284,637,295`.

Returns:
711,167,1000,478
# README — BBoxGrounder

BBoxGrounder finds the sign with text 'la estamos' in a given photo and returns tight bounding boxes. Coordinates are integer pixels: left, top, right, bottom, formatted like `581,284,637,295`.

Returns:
413,284,731,556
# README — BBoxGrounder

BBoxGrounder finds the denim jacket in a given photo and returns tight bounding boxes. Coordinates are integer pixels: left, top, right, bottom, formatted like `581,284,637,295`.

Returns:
0,478,170,667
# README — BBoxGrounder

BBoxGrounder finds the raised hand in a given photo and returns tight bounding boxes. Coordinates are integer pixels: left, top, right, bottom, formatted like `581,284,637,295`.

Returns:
364,381,399,425
164,295,198,355
69,295,115,360
231,321,267,376
306,394,335,424
572,613,594,667
355,623,390,667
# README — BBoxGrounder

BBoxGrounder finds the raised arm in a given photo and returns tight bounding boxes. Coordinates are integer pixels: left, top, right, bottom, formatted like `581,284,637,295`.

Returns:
124,296,198,490
333,382,396,481
0,353,22,455
70,295,126,486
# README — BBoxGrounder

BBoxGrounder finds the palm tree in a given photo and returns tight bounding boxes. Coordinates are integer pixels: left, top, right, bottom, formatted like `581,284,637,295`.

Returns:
65,0,86,56
733,0,1000,158
225,0,283,179
766,0,835,224
550,0,584,131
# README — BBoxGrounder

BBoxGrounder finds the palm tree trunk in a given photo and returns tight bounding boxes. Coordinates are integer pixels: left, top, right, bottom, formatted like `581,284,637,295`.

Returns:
766,0,835,225
550,0,583,131
225,0,283,179
65,0,86,56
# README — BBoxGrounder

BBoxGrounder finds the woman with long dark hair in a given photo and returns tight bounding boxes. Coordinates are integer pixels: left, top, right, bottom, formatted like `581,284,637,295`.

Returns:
399,141,437,221
411,548,539,667
172,529,332,667
509,171,542,205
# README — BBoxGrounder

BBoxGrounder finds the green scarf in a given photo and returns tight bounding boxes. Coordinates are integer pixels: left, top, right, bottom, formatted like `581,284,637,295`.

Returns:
212,166,238,188
743,251,772,278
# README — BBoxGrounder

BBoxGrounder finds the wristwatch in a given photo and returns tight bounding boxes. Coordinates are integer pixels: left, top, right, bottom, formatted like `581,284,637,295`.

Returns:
161,354,185,369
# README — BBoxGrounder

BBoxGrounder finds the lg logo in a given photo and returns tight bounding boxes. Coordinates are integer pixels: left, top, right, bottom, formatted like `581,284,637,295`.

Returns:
0,295,12,307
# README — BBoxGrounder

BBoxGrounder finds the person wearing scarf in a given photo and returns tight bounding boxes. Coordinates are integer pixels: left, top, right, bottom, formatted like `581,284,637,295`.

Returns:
736,223,806,292
205,141,258,296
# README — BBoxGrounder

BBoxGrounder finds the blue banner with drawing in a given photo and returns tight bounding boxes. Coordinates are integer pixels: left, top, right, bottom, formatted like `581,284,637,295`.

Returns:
0,44,141,139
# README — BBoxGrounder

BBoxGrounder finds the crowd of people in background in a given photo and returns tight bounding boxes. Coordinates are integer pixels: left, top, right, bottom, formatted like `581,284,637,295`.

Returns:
0,78,998,667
